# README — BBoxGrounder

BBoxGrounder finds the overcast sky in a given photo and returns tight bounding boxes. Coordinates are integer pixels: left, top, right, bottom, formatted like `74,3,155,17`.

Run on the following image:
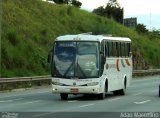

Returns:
79,0,160,30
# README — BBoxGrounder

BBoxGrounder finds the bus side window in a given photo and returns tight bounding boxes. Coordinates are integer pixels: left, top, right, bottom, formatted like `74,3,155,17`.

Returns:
116,42,119,57
121,43,125,57
119,42,122,57
125,43,128,57
101,40,104,55
107,42,110,57
109,42,113,57
105,41,109,57
113,42,116,57
128,43,131,57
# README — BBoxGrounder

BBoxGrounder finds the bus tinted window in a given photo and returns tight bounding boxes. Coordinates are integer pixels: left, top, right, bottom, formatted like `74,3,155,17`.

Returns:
119,42,122,57
104,40,131,58
109,42,113,57
105,41,109,57
127,43,131,57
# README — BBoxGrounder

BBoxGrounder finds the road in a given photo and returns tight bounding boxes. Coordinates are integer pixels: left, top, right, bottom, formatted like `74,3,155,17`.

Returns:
0,75,160,118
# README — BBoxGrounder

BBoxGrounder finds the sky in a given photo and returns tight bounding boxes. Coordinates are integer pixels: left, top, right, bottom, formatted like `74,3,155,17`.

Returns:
79,0,160,30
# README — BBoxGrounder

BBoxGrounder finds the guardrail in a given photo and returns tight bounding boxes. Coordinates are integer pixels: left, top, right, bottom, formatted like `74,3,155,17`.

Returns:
0,75,51,91
0,75,51,83
0,69,160,91
133,69,160,77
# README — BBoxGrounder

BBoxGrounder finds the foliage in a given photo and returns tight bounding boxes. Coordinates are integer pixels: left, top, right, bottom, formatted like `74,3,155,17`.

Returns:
136,24,148,33
71,0,82,8
93,0,123,24
52,0,66,4
93,6,105,16
52,0,82,7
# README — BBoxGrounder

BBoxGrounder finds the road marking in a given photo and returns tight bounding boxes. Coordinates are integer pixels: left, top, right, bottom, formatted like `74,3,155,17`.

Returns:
0,90,50,99
68,100,78,103
20,100,41,105
134,93,142,96
108,97,121,102
0,98,24,103
79,104,94,108
134,100,151,104
34,112,56,118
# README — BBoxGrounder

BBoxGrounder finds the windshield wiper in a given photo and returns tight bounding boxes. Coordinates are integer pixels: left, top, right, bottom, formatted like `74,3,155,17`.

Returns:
76,62,86,78
64,59,75,77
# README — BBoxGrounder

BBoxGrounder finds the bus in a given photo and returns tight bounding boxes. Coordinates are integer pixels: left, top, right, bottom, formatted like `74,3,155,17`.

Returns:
49,34,132,100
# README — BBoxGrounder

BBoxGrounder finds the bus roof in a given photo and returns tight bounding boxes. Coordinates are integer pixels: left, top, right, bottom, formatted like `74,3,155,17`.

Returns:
56,34,131,42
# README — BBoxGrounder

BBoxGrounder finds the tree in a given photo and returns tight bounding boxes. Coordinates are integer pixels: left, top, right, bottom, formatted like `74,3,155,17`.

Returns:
152,28,160,35
52,0,82,8
104,3,123,23
93,6,105,16
92,0,123,24
136,24,148,33
52,0,67,4
71,0,82,8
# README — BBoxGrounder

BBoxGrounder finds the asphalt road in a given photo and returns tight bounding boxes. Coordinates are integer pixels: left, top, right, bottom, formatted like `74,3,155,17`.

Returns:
0,75,160,118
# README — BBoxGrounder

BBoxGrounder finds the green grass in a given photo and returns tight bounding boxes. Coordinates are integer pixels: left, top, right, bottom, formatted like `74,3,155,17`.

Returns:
1,0,160,77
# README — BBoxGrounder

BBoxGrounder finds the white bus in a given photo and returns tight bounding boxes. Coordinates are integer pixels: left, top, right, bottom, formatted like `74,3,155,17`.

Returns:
49,34,132,100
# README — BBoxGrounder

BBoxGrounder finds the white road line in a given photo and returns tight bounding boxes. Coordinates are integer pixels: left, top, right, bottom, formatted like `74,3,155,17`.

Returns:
0,98,24,103
134,93,142,96
79,104,94,108
0,100,41,109
33,112,56,118
134,100,151,104
108,97,121,102
0,91,50,99
68,100,78,103
20,100,41,105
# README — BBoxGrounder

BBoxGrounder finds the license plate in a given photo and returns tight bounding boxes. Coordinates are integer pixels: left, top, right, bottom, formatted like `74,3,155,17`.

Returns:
70,88,79,93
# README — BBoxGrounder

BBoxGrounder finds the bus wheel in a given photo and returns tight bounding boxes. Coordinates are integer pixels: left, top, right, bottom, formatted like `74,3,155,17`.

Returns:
113,90,119,95
120,80,127,95
98,92,105,100
98,86,106,100
60,93,68,100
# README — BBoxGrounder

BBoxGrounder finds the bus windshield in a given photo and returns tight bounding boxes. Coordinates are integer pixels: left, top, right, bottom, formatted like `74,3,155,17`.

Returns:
53,41,99,79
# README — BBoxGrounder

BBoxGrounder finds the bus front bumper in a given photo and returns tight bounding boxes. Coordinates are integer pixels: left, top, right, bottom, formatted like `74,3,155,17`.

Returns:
52,84,101,94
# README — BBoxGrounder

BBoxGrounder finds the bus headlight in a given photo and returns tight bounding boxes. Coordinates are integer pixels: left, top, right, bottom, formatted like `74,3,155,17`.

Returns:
87,82,99,86
52,81,63,86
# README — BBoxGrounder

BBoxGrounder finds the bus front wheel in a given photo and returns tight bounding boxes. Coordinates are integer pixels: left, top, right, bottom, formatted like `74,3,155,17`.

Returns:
98,92,105,100
98,83,107,100
60,93,68,100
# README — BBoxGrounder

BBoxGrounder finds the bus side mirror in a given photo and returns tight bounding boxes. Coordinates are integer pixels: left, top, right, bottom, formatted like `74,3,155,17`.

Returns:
100,51,103,55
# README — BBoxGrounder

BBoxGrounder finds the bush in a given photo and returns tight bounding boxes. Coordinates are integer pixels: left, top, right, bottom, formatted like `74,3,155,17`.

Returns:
6,30,18,46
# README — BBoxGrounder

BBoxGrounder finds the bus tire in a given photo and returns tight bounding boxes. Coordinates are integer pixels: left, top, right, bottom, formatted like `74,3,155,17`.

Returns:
113,90,119,95
98,87,105,99
98,81,108,99
60,93,68,100
98,92,105,100
120,79,127,95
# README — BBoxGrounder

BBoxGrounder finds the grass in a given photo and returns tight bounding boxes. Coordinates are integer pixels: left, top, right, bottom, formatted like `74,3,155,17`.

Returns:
1,0,160,77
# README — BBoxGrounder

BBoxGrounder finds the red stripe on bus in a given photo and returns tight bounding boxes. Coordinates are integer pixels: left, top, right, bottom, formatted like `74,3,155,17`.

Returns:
106,64,108,70
125,59,131,66
116,59,120,71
